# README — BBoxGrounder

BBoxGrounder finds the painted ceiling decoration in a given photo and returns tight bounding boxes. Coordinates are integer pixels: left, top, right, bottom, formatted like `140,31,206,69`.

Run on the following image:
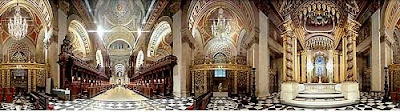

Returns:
0,3,45,44
0,0,53,27
147,21,171,57
95,0,145,50
205,37,236,59
96,50,104,67
188,0,256,50
68,20,91,58
136,50,144,69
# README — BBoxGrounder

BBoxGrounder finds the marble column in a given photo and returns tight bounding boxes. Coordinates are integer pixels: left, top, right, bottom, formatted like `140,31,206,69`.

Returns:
327,50,333,83
50,8,68,88
301,51,307,83
333,50,340,83
345,19,360,82
371,9,384,91
172,10,188,97
342,17,361,100
280,18,298,101
255,10,271,97
306,50,313,83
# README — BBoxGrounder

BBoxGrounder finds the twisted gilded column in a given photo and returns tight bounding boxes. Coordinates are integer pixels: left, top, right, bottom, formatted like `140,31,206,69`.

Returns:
279,17,299,101
345,19,360,82
281,19,296,82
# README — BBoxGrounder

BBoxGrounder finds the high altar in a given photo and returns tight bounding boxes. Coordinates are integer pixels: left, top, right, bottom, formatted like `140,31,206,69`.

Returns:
279,1,360,108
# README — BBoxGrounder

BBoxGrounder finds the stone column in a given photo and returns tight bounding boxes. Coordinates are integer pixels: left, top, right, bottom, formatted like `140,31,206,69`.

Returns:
301,51,307,83
334,50,340,83
327,50,334,83
371,9,383,91
306,50,312,83
255,10,270,97
172,10,188,97
280,18,298,101
342,17,361,100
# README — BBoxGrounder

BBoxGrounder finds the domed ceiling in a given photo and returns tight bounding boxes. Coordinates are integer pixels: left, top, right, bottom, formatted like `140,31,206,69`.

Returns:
95,0,144,29
197,7,243,46
93,0,146,50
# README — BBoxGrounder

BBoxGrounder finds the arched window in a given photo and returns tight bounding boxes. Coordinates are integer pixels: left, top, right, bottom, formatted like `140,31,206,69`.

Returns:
115,64,125,77
214,52,227,63
136,50,145,69
314,55,326,76
214,52,227,77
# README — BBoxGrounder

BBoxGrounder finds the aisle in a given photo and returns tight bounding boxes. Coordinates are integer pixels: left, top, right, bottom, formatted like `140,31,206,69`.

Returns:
92,86,148,101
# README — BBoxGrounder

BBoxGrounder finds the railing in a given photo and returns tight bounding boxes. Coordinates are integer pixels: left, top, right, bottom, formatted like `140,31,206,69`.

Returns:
29,92,50,110
191,92,212,110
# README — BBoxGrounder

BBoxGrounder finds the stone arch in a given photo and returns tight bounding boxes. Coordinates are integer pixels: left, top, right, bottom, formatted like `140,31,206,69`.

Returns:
205,37,237,58
96,50,104,67
383,0,400,31
105,26,136,49
3,37,35,63
185,0,256,59
108,39,132,50
136,50,145,69
0,0,53,27
147,21,172,57
67,20,91,58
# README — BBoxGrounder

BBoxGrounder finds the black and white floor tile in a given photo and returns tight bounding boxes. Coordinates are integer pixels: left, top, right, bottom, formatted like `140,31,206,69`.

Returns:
207,92,400,110
50,97,194,110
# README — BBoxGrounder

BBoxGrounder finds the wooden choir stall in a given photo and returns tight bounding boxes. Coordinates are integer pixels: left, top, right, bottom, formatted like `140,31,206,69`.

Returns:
58,37,111,101
0,60,47,103
129,55,176,99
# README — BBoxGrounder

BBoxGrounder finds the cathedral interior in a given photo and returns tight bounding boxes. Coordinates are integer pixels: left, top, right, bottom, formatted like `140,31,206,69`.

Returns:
0,0,400,111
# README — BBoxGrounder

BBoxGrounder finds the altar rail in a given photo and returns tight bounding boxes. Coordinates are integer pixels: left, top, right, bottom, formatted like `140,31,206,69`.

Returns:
130,55,177,98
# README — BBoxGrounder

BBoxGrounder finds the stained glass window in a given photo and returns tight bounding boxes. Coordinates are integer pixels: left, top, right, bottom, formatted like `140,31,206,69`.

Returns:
314,56,326,76
215,69,226,77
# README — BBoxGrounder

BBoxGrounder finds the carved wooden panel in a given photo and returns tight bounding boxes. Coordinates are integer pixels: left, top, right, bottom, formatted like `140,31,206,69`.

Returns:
390,66,400,92
37,70,46,87
238,71,248,94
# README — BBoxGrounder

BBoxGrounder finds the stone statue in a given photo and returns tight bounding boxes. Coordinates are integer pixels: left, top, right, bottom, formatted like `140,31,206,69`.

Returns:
218,83,222,92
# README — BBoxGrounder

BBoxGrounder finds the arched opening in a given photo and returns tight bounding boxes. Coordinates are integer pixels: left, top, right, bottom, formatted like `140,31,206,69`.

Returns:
67,20,91,59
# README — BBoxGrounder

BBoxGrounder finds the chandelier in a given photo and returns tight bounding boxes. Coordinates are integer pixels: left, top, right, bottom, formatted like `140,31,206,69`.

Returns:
211,8,231,41
8,5,28,41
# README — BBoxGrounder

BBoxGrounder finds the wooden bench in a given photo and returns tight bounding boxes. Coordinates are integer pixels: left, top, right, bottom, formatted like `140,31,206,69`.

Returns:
391,89,400,103
29,92,50,110
192,92,212,110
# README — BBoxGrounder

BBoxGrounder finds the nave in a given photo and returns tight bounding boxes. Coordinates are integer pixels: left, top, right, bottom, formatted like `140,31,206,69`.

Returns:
1,0,400,111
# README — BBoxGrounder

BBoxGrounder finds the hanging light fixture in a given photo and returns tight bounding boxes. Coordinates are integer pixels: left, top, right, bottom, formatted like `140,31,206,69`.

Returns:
8,0,28,41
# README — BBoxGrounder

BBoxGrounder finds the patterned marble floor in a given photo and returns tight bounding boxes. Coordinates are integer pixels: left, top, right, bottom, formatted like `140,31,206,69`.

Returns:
207,92,400,110
92,87,148,101
50,87,194,110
